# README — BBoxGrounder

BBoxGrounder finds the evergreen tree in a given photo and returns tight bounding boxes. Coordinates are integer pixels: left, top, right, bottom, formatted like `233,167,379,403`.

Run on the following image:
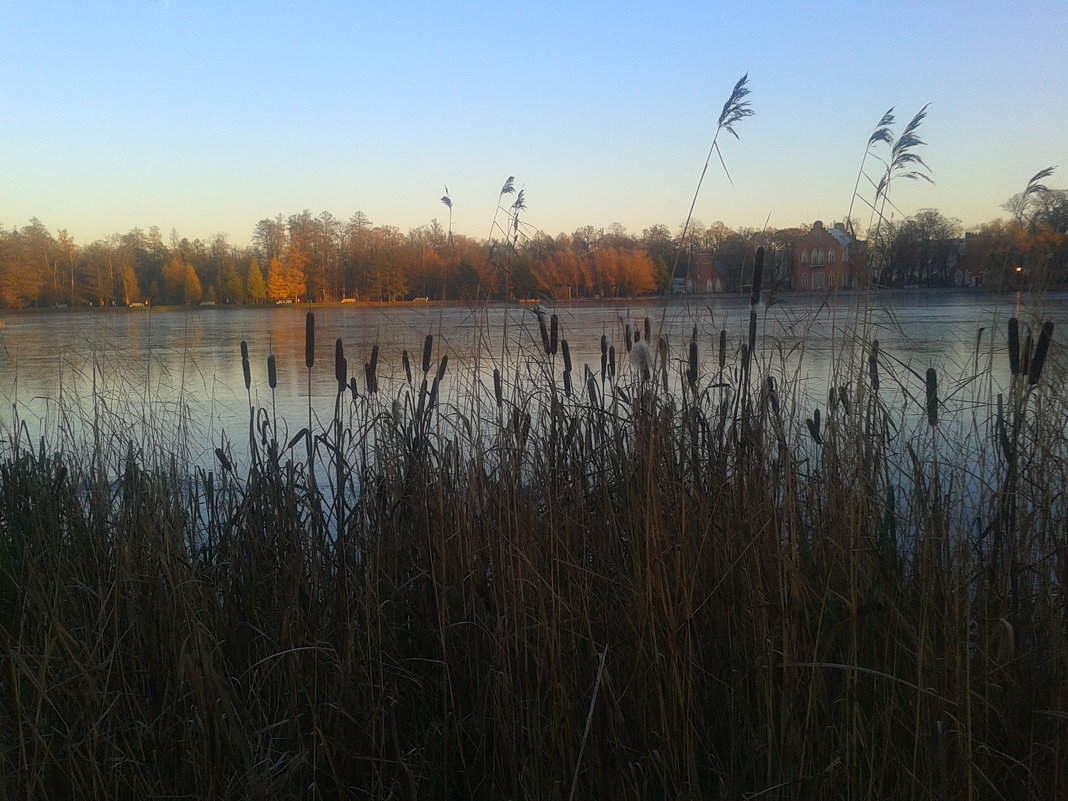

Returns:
246,259,266,303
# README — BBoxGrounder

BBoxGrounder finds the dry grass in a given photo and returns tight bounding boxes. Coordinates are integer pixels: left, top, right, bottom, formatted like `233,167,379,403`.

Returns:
1,306,1066,800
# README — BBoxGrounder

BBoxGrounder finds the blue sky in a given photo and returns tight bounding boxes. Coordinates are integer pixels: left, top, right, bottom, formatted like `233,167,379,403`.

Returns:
2,0,1065,245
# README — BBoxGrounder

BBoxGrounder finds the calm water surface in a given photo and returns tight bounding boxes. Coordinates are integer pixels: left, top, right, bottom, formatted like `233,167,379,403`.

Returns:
2,290,1065,462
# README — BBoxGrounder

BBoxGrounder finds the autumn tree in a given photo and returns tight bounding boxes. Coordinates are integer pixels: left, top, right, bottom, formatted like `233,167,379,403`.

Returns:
246,259,266,303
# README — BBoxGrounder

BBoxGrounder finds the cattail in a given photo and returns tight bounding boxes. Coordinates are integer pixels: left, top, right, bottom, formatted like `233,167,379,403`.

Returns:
563,370,572,397
550,314,559,356
335,338,346,388
267,353,277,389
364,362,374,394
750,246,764,307
608,345,616,379
422,334,433,374
1021,331,1033,379
538,312,551,355
493,368,503,408
806,408,822,445
926,367,938,426
838,385,851,416
624,323,633,352
402,349,412,384
1008,317,1020,376
369,344,379,378
349,376,359,397
644,316,652,343
436,353,449,381
240,340,251,390
561,340,572,373
305,312,315,369
869,340,880,391
587,372,599,406
687,338,698,386
658,337,669,391
719,329,727,370
1028,321,1054,385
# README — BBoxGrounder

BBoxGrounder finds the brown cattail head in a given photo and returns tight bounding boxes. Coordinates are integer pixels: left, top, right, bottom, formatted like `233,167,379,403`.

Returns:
644,316,652,343
550,314,559,356
1028,321,1054,385
493,368,503,408
687,339,698,386
305,312,315,369
538,312,551,355
1008,318,1020,376
624,323,633,352
926,367,938,426
608,345,616,379
349,376,359,397
267,353,277,389
422,334,433,374
436,353,449,382
719,329,727,370
335,339,347,389
563,370,572,397
562,340,572,373
402,349,412,384
241,341,251,390
869,340,880,391
751,246,764,307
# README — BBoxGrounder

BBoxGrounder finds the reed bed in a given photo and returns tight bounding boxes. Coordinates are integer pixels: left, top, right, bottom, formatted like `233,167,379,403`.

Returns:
1,302,1066,800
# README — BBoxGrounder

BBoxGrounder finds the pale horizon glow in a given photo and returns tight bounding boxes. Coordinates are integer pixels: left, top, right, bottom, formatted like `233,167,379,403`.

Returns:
2,0,1066,247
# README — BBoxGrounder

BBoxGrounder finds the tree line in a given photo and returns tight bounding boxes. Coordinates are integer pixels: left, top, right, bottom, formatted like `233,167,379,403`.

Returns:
0,192,1065,309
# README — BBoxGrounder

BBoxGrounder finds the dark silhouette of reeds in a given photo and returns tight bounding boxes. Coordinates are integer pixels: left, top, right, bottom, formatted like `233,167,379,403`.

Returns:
1,311,1065,801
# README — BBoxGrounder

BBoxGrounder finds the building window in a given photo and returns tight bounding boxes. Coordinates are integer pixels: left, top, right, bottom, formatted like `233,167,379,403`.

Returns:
811,249,819,265
802,274,808,288
801,250,809,264
814,273,824,290
829,249,835,264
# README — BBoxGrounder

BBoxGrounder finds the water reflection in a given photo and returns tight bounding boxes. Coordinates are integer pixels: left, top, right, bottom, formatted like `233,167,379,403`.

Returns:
1,290,1065,463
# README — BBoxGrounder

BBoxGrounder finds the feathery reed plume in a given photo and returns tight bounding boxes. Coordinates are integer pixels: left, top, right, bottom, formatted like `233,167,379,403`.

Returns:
422,334,433,374
305,312,315,369
846,107,895,237
1028,321,1054,385
926,367,939,426
550,314,559,356
1011,166,1057,222
671,73,754,279
1008,318,1021,377
335,338,347,391
630,341,652,383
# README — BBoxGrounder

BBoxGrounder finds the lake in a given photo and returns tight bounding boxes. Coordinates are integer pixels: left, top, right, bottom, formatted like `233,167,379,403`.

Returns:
2,290,1065,464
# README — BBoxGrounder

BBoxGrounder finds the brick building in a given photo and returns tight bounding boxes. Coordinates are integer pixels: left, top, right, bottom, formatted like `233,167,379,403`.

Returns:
685,252,733,294
792,221,867,291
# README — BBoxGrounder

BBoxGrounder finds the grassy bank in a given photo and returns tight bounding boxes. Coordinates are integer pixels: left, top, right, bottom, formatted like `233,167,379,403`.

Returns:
1,305,1066,800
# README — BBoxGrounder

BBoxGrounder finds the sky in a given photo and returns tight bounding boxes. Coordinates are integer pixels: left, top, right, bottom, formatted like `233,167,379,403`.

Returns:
2,0,1066,247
